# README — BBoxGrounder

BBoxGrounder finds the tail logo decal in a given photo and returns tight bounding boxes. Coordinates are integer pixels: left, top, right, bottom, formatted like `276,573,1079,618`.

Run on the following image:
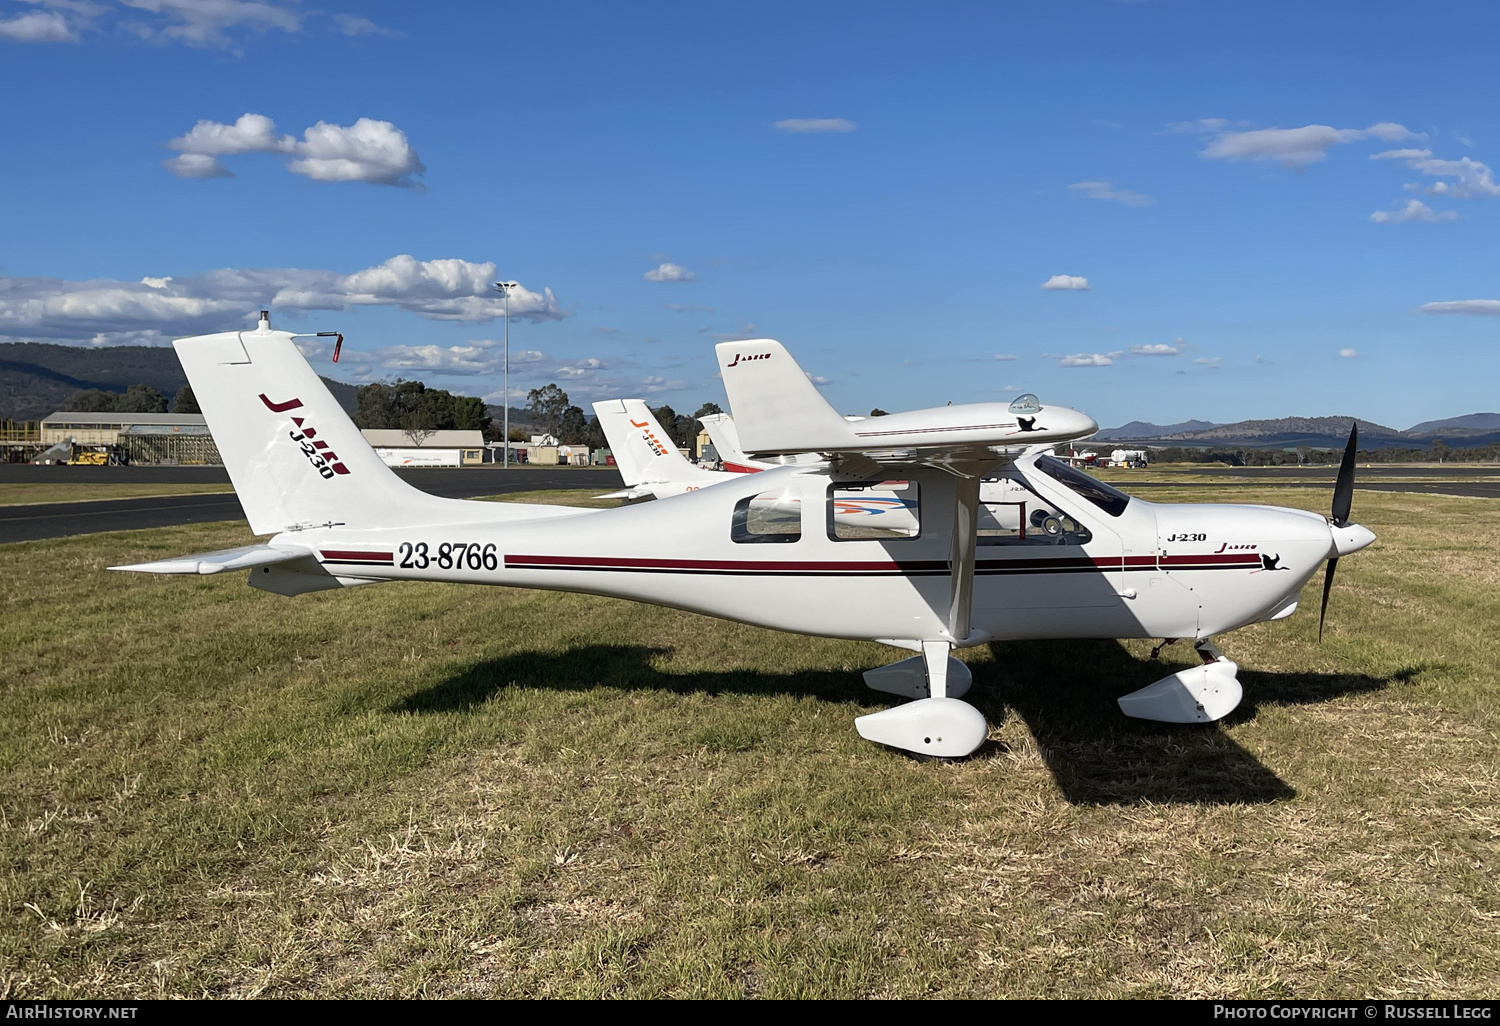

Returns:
726,352,772,368
259,394,304,413
260,394,349,478
630,418,670,457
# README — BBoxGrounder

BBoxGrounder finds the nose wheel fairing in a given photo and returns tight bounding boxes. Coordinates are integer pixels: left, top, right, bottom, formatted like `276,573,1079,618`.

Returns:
1117,639,1243,724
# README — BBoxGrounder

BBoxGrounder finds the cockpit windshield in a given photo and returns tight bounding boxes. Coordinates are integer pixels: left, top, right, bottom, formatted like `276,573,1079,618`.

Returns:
1030,455,1131,517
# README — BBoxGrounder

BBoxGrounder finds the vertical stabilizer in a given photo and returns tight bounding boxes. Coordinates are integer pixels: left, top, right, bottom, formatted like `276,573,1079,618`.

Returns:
174,315,463,535
714,340,852,454
592,399,699,485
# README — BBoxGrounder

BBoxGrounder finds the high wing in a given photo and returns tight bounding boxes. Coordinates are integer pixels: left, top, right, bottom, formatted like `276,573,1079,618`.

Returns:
715,339,1096,474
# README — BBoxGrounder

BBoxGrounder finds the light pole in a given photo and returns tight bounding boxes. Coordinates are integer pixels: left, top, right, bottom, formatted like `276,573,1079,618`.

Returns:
493,281,519,468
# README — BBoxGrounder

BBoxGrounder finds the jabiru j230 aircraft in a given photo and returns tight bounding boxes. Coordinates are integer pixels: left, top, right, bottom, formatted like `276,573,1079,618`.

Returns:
112,313,1375,758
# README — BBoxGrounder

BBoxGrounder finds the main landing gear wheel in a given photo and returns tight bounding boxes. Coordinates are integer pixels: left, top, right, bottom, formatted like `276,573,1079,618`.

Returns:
855,641,989,758
1117,638,1243,724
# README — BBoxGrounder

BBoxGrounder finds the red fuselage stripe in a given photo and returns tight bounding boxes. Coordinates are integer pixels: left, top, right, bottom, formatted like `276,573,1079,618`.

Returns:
320,550,394,563
503,554,1266,575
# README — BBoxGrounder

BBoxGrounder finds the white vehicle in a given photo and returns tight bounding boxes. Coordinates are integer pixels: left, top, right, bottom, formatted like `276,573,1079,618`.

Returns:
1110,448,1149,468
113,315,1374,759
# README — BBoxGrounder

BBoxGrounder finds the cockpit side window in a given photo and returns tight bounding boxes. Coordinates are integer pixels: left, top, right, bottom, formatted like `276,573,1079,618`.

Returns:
978,472,1092,546
827,481,921,541
731,490,802,543
1030,455,1131,517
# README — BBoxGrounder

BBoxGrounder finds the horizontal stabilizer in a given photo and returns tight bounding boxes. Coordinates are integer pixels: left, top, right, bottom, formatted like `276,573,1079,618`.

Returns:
109,544,309,576
597,486,656,501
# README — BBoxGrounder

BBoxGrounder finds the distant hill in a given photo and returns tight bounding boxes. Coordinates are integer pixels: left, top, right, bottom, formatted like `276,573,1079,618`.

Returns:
1094,419,1218,440
1092,414,1500,451
484,404,543,437
1156,416,1403,444
1405,413,1500,436
0,342,358,420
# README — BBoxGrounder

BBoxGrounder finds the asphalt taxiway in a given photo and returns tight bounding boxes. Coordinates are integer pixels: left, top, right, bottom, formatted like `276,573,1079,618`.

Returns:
0,466,625,544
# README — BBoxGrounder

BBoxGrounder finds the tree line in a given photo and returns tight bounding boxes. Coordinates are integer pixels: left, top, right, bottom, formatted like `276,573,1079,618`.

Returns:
352,379,724,453
67,384,198,414
523,383,721,450
352,380,493,439
66,374,758,456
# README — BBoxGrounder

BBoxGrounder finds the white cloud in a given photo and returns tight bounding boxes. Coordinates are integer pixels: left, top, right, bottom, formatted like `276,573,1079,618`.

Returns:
2,1,386,47
643,262,696,283
1041,274,1090,291
1130,343,1180,356
772,118,856,134
993,354,1017,361
1338,348,1359,358
121,0,299,46
1199,122,1420,168
162,152,233,179
0,9,76,42
1194,357,1222,367
289,118,423,186
333,14,392,36
1068,180,1154,207
0,255,563,346
556,358,606,379
1369,199,1457,224
1255,354,1273,364
1371,149,1500,199
361,341,511,377
1418,300,1500,315
169,112,291,155
1167,118,1235,135
665,302,714,313
1059,353,1116,367
165,113,424,187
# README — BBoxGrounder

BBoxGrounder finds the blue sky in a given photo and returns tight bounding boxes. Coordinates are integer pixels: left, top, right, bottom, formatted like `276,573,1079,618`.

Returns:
3,0,1498,430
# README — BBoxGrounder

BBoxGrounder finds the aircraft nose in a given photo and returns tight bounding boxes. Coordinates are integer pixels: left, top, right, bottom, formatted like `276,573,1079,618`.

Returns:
1330,522,1376,558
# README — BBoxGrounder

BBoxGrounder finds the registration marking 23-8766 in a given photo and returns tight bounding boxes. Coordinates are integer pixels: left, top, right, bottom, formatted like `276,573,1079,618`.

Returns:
397,542,499,571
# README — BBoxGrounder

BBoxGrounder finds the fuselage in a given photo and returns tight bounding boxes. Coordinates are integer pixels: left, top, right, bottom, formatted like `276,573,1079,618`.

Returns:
274,455,1339,649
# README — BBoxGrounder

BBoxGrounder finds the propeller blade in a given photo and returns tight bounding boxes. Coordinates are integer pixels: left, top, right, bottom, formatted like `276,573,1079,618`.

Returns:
1331,422,1358,527
1318,557,1338,642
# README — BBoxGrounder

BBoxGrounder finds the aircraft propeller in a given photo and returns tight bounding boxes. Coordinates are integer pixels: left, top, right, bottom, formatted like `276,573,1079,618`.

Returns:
1318,422,1359,641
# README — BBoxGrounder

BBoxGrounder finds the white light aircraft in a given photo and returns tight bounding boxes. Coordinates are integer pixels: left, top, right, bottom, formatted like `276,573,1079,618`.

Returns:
112,313,1375,759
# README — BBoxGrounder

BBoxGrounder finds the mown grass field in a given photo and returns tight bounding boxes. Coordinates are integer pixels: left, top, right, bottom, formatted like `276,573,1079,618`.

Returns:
0,483,1497,998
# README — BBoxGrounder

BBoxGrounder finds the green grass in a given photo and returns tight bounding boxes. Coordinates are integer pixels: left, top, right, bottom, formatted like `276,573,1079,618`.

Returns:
0,483,233,506
0,484,1497,997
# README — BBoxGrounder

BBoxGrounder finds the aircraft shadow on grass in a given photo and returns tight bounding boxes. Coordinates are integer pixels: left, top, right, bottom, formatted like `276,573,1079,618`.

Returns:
398,640,1418,807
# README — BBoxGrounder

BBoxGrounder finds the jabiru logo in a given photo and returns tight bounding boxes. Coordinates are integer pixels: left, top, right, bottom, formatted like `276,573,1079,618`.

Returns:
726,352,772,368
630,418,670,457
259,393,350,478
